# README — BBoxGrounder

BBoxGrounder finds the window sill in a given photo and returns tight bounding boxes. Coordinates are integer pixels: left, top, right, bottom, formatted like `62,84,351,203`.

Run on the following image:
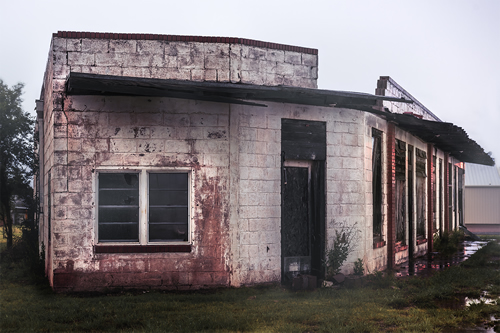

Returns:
94,244,191,254
373,240,386,249
395,243,408,253
416,238,427,245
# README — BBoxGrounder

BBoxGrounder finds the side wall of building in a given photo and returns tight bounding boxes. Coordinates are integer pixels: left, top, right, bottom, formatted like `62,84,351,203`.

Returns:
49,94,232,291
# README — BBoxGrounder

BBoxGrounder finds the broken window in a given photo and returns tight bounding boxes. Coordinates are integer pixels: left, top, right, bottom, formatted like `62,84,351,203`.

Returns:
97,171,189,243
372,128,383,244
415,148,426,240
395,139,406,245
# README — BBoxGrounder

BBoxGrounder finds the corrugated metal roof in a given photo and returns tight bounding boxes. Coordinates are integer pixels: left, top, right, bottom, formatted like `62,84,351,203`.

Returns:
465,163,500,186
361,108,495,166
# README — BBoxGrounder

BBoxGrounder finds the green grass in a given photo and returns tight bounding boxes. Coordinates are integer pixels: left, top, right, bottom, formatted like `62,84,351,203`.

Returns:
1,242,499,332
0,226,22,253
479,234,500,242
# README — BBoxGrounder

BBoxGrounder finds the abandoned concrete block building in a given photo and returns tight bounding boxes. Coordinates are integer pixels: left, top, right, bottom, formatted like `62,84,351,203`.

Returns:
35,31,494,292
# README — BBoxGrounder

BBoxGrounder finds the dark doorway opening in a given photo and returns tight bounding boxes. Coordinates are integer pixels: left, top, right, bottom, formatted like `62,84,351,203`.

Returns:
281,119,325,286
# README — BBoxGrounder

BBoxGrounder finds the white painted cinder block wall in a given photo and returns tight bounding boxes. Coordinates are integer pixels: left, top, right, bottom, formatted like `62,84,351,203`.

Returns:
41,34,321,290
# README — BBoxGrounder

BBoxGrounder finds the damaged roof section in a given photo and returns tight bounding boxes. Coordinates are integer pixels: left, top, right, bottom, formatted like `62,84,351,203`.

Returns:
65,72,494,166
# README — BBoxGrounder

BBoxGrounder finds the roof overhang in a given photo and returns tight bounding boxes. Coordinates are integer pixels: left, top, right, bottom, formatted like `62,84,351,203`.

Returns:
364,108,494,166
65,72,494,166
65,72,411,108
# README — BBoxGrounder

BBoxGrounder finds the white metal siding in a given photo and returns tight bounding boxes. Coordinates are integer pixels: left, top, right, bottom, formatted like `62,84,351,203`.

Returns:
465,187,500,225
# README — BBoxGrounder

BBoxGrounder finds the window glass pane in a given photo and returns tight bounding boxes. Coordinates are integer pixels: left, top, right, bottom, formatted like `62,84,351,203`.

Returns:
149,173,188,242
99,189,139,206
149,173,187,190
98,173,139,242
149,224,188,242
99,173,139,188
99,223,139,242
149,190,188,206
99,207,139,223
149,207,188,223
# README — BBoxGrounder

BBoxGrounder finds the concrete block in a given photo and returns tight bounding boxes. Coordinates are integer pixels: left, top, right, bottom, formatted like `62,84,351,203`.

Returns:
52,62,70,80
200,153,229,167
52,38,67,52
135,113,163,126
205,54,230,70
239,70,265,85
52,178,68,192
54,151,67,165
217,69,230,82
163,55,178,68
284,51,302,65
302,53,318,66
240,58,261,72
109,40,137,53
165,68,192,81
165,42,191,56
162,140,190,154
195,140,228,154
108,113,133,127
178,53,204,69
248,114,267,129
94,52,124,67
311,66,318,79
276,62,295,76
191,69,205,81
110,139,137,153
204,43,230,56
137,139,165,153
204,69,217,81
121,67,151,78
246,46,266,60
66,39,82,52
217,114,229,127
342,133,359,146
190,114,218,127
136,40,165,54
266,49,285,63
81,39,109,53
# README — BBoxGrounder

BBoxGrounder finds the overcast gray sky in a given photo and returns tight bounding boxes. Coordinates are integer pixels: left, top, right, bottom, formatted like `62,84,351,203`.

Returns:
1,0,499,164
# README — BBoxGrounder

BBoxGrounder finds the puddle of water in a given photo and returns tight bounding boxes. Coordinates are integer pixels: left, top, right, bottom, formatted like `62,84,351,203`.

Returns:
441,315,498,333
395,240,490,278
396,240,499,332
465,290,499,307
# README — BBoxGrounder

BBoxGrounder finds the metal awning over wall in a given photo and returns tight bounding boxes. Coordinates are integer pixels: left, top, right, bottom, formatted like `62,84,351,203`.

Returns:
65,72,494,166
367,110,494,166
66,72,410,108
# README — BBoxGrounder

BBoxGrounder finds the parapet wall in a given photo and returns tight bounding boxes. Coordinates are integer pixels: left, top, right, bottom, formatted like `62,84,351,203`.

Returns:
50,31,318,89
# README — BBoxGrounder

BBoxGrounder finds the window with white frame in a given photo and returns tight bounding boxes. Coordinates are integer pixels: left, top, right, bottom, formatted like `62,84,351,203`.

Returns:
97,171,189,243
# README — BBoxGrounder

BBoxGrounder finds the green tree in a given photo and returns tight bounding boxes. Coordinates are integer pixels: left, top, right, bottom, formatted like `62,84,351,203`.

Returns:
0,80,36,249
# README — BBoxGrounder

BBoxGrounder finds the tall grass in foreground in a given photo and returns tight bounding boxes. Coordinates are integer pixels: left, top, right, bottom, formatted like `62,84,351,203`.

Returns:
1,242,499,332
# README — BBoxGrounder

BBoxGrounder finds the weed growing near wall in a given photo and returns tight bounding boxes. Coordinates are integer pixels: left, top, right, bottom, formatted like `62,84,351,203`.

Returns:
324,221,360,279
